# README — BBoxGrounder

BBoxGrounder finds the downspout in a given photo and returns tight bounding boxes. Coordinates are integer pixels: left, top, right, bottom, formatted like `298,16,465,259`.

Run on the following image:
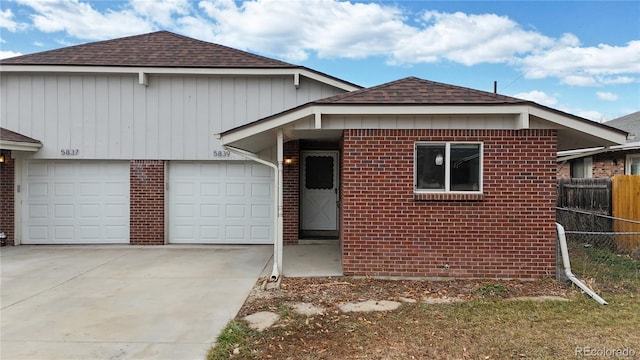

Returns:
556,223,608,305
223,144,283,282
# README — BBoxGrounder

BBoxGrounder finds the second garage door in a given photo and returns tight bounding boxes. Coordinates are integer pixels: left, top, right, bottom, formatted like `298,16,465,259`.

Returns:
168,161,273,244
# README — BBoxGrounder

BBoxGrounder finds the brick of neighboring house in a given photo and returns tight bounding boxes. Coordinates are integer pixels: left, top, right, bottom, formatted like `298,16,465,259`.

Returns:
0,150,15,246
341,129,558,279
592,153,626,178
557,152,630,179
283,141,300,245
130,160,164,245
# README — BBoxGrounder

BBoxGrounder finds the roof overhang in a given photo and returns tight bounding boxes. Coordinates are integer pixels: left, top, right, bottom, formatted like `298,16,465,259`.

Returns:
0,65,360,92
557,141,640,162
0,139,42,152
218,103,628,154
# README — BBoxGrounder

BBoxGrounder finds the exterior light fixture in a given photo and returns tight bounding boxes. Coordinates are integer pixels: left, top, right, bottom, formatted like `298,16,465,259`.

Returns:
434,153,443,166
284,158,294,166
0,155,4,163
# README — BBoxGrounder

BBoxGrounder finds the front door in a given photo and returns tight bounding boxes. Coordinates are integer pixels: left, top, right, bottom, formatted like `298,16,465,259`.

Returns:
301,151,339,235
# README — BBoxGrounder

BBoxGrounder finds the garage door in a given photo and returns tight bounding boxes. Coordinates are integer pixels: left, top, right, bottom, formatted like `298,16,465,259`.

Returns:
22,161,130,244
168,161,273,244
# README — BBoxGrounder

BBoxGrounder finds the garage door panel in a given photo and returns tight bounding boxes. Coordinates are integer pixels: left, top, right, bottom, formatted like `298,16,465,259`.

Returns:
169,162,273,244
22,161,130,244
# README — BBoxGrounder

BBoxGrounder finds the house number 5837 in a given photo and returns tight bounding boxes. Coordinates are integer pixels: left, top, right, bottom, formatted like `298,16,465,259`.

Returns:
60,149,79,156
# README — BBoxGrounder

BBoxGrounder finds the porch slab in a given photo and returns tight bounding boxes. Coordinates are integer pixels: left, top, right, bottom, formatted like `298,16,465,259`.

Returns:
263,241,342,277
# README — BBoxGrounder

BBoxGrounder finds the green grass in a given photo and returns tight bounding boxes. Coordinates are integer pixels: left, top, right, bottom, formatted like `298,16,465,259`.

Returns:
207,320,260,360
567,241,640,293
472,283,509,299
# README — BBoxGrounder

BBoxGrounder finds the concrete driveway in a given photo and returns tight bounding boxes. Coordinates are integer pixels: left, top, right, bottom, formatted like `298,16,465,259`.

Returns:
0,245,271,360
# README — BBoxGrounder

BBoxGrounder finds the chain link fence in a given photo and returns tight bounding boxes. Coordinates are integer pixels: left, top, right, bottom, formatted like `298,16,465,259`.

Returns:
556,207,640,295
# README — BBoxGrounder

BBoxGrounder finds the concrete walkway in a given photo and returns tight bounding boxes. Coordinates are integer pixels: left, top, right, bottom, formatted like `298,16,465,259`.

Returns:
0,245,271,360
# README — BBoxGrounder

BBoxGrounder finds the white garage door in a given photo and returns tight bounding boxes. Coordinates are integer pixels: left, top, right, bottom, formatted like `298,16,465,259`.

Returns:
22,161,130,244
169,161,273,244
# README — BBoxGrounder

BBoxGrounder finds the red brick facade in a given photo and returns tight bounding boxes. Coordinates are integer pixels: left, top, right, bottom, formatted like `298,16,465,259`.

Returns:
340,129,558,279
0,150,15,246
557,150,637,179
130,160,165,245
283,141,300,244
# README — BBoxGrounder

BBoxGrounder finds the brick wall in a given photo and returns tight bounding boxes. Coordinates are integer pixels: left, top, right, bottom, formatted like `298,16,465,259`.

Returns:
283,141,300,244
130,160,164,245
0,150,15,246
557,162,570,179
341,129,557,279
592,153,626,178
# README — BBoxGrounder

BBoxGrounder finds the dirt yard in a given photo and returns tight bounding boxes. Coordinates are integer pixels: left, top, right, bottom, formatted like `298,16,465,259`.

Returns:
208,277,640,360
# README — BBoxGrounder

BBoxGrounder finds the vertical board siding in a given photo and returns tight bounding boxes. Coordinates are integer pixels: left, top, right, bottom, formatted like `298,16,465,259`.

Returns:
612,175,640,251
1,73,344,160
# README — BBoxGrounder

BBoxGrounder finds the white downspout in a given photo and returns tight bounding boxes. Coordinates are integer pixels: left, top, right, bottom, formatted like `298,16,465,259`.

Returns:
223,144,283,282
276,130,284,280
556,223,608,305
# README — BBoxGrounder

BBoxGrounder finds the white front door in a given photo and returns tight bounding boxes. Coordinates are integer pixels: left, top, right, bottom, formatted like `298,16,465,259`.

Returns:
301,151,339,232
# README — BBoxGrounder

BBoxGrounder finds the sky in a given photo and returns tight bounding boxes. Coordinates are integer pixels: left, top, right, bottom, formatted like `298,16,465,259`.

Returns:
0,0,639,122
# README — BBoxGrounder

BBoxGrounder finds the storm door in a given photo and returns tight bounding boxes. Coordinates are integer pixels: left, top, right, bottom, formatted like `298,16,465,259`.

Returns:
301,151,339,235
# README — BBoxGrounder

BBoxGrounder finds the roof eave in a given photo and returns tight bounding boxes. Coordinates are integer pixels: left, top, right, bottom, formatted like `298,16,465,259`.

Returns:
0,140,42,151
0,64,361,92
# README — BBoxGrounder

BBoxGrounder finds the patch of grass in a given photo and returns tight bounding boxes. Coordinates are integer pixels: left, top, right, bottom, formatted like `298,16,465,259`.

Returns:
568,241,640,293
209,294,640,359
207,320,259,360
473,283,509,299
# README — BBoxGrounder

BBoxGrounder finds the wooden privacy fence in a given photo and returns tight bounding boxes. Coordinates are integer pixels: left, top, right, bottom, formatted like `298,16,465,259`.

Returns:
612,175,640,251
557,178,611,215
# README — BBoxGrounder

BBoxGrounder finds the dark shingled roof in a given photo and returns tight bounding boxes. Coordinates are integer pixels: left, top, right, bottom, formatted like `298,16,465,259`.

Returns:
0,31,296,68
0,128,41,144
605,111,640,141
314,77,527,105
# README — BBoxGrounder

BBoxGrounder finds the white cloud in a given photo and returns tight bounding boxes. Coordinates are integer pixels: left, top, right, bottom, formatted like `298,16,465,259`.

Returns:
596,91,618,101
198,0,412,61
391,11,553,66
16,0,154,40
0,50,23,59
129,0,191,27
512,90,557,107
521,40,640,86
0,8,26,31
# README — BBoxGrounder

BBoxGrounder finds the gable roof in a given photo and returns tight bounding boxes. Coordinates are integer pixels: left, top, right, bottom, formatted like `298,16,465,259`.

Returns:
605,111,639,141
219,76,628,153
0,31,294,68
314,76,526,105
0,127,42,151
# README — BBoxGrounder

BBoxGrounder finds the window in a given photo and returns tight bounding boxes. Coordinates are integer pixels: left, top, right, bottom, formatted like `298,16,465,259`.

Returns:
415,142,482,192
570,157,592,178
627,154,640,175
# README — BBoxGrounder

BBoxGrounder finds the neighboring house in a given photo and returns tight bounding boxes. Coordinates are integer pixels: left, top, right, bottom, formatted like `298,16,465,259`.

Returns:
557,111,640,178
1,31,627,279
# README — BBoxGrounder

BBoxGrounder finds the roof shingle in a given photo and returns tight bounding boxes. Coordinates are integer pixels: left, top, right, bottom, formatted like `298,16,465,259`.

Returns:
314,77,527,105
0,128,41,144
605,111,639,141
0,31,295,68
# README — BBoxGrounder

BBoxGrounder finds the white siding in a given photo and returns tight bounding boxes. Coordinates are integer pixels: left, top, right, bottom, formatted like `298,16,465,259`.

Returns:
1,73,344,160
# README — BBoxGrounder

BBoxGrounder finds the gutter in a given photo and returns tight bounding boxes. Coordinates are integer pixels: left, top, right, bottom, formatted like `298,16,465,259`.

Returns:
556,223,607,305
222,144,283,282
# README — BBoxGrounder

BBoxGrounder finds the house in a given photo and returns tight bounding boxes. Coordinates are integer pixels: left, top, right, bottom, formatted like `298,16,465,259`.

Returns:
1,31,627,279
219,77,626,278
557,111,640,178
0,31,357,248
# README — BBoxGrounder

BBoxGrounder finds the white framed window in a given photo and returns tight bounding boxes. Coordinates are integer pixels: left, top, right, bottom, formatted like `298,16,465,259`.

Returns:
570,157,592,178
627,154,640,175
415,142,483,192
